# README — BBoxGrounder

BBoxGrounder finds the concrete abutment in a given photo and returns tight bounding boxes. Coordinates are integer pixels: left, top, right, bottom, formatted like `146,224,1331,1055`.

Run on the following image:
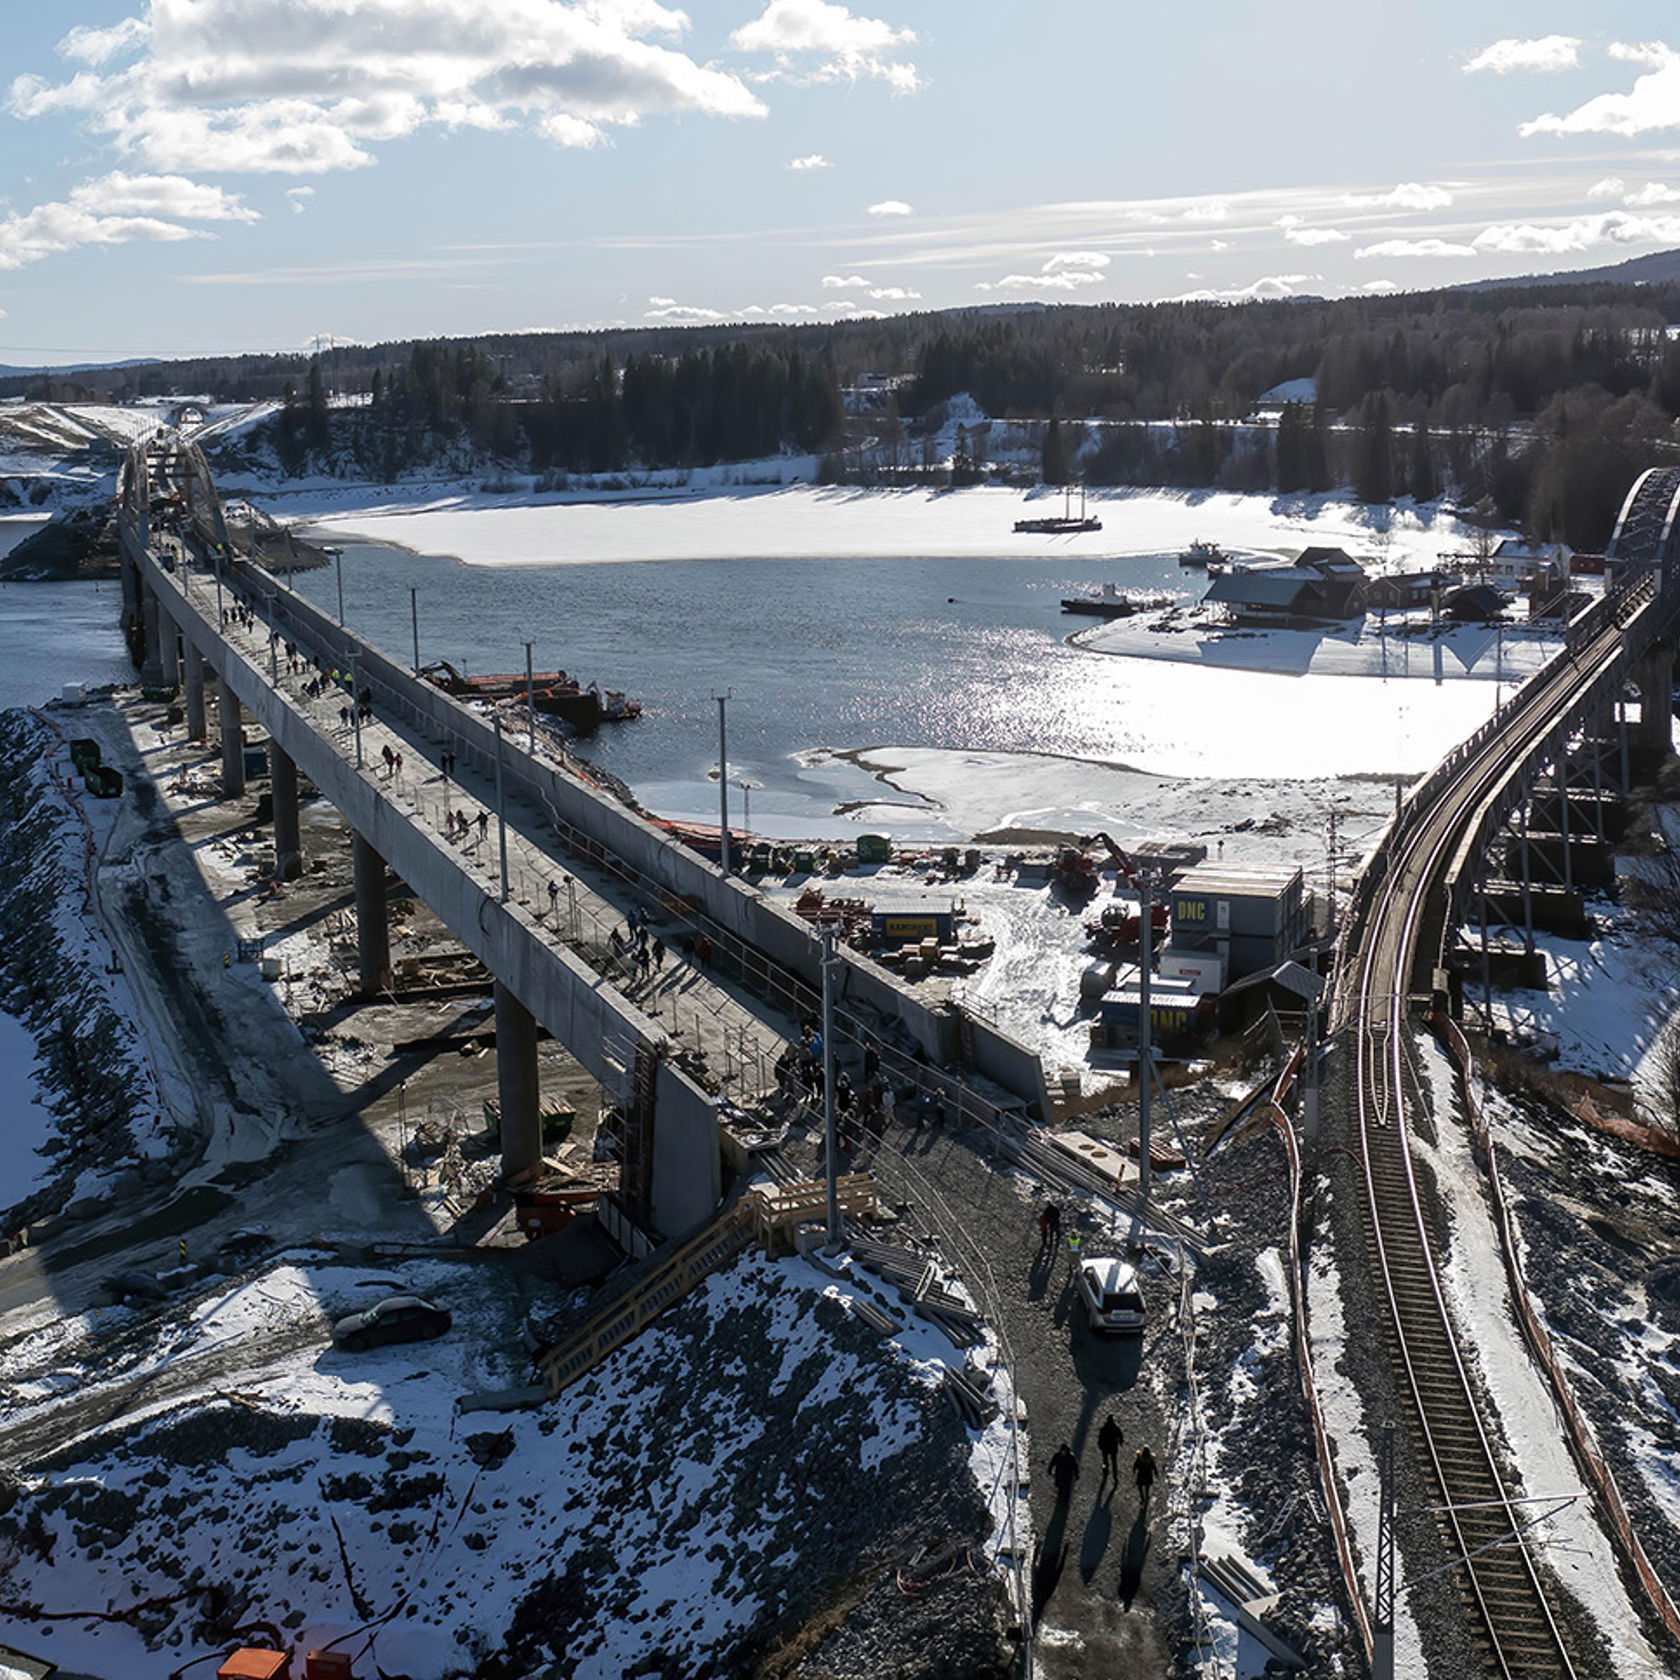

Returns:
217,681,245,796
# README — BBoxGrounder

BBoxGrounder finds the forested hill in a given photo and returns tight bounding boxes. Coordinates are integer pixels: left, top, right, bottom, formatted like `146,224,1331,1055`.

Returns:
14,271,1680,548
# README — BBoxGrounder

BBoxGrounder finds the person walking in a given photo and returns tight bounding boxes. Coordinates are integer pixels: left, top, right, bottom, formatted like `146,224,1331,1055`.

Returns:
652,936,666,973
1098,1415,1124,1482
879,1083,895,1127
1037,1201,1061,1252
1133,1445,1157,1504
1049,1442,1080,1505
476,809,489,841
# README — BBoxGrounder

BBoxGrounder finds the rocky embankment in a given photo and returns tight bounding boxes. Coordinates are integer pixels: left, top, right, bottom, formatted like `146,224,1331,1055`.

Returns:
0,708,178,1239
0,510,120,581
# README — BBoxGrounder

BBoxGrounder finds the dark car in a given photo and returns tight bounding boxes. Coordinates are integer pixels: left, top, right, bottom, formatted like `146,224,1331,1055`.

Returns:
331,1295,452,1352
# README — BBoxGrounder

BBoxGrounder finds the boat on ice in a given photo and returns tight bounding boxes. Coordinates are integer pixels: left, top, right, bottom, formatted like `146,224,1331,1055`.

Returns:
1178,538,1227,570
1016,484,1103,535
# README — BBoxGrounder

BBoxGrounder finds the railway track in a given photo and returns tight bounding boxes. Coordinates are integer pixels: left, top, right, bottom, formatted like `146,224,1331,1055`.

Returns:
1341,579,1657,1678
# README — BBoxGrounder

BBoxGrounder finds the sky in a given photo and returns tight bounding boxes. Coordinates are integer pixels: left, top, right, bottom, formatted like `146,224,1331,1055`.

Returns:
5,2,1680,364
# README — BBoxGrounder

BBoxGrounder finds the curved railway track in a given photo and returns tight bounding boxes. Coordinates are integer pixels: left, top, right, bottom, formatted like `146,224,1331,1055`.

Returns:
1341,577,1658,1677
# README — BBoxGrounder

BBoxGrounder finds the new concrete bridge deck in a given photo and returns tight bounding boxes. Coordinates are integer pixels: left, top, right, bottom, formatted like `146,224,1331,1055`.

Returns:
116,437,1047,1241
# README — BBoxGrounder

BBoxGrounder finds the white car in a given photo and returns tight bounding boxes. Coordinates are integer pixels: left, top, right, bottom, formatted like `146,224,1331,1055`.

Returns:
1077,1256,1147,1335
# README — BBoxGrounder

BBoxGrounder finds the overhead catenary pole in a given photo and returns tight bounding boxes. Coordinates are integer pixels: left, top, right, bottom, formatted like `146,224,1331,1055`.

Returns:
350,653,363,769
1135,869,1155,1238
717,690,732,874
334,546,345,625
494,714,510,903
821,924,841,1249
1374,1420,1396,1680
411,586,420,673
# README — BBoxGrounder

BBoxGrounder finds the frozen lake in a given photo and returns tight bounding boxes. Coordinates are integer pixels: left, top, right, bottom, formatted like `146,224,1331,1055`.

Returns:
287,487,1504,839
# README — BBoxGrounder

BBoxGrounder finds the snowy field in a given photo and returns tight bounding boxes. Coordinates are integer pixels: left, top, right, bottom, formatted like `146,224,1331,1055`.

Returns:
277,482,1486,572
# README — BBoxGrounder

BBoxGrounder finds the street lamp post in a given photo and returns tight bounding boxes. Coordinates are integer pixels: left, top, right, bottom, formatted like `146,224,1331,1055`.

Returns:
494,714,510,903
334,547,345,624
411,586,420,673
715,691,731,873
526,641,536,751
821,925,841,1249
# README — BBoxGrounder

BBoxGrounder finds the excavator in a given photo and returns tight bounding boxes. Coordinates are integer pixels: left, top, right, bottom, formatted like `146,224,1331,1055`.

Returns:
1079,834,1168,951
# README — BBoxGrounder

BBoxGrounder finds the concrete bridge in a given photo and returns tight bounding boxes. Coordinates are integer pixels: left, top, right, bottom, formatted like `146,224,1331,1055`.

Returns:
113,435,1048,1242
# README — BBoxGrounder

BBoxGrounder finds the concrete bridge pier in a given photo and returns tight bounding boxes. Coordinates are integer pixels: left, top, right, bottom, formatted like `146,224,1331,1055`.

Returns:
1633,644,1674,762
270,742,303,881
494,981,544,1178
158,615,180,686
139,584,165,687
183,647,206,741
352,832,390,997
218,680,245,796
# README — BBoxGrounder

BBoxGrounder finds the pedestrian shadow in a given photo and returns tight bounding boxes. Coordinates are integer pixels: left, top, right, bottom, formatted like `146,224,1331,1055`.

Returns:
1118,1506,1151,1610
1027,1241,1056,1301
1079,1482,1116,1583
1033,1501,1070,1619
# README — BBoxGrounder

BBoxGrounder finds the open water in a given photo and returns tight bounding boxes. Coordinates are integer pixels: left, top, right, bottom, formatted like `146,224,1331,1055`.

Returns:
286,536,1490,833
0,518,133,712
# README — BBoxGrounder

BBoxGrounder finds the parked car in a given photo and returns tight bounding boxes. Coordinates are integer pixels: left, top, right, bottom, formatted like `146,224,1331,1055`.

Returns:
331,1295,452,1352
1077,1257,1147,1335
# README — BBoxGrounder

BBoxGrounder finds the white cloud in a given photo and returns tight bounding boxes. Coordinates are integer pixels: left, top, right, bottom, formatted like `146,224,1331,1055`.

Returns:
1042,250,1109,273
1354,237,1476,259
1210,238,1230,251
9,0,767,193
1180,197,1229,223
1344,181,1455,211
1625,180,1680,206
70,171,258,222
1588,176,1628,200
867,284,919,299
975,251,1110,295
58,17,150,67
645,297,725,320
286,185,314,213
821,272,869,288
1463,35,1582,75
1172,273,1316,304
1472,209,1680,254
1611,41,1673,70
0,197,205,271
787,152,831,169
1520,41,1680,137
866,198,912,216
1360,279,1400,294
768,301,818,314
1285,225,1349,246
731,0,919,92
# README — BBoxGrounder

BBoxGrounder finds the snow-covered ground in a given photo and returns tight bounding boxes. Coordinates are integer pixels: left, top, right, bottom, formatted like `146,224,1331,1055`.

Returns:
0,1247,1008,1679
274,482,1487,572
1080,606,1564,683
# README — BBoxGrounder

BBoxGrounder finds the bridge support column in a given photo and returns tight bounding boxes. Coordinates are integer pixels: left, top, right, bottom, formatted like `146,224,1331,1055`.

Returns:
1635,645,1674,761
218,680,245,796
184,647,206,741
494,981,543,1178
158,613,180,686
270,743,303,881
352,832,390,997
1555,736,1572,893
140,584,164,687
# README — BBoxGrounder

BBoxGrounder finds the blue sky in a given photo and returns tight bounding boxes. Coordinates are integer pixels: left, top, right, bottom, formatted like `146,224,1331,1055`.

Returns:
4,1,1680,364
